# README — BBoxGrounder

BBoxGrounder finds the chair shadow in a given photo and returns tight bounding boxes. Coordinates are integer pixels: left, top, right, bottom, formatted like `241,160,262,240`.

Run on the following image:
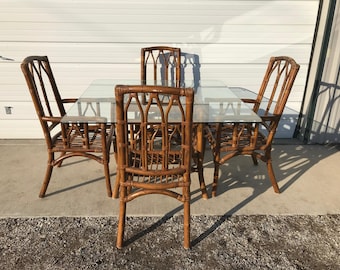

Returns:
44,151,117,197
122,141,338,248
297,80,340,143
180,52,201,89
123,187,203,247
191,141,339,247
44,171,117,198
57,151,116,168
117,58,339,247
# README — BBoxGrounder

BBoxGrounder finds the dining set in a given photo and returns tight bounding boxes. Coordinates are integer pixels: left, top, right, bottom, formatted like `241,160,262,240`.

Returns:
21,47,300,249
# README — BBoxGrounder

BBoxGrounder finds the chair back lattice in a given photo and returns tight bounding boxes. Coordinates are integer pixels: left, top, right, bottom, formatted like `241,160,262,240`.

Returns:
21,56,66,139
21,56,113,198
252,56,300,117
115,84,194,249
115,85,193,182
141,46,181,87
205,56,300,196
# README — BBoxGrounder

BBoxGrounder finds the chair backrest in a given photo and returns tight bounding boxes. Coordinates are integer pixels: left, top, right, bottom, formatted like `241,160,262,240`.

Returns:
21,56,66,141
253,56,300,117
115,85,194,183
141,46,181,87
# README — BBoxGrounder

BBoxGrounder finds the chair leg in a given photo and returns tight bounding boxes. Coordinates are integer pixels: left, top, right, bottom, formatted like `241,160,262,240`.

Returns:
266,159,280,193
39,164,53,198
251,153,258,165
57,152,66,167
103,162,112,197
183,190,191,249
212,161,220,197
192,124,208,199
112,170,120,199
116,196,126,249
111,134,120,199
211,124,222,197
193,145,209,199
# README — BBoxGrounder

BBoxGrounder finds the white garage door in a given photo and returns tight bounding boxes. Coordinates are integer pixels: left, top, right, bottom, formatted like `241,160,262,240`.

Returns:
0,0,319,138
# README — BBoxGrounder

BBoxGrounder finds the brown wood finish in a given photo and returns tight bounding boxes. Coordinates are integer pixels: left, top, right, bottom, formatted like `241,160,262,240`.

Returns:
206,56,300,196
141,46,181,87
115,84,194,249
113,46,182,199
21,56,114,198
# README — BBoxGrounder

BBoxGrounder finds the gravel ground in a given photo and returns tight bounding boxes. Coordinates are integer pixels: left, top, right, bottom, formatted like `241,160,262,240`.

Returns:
0,215,339,269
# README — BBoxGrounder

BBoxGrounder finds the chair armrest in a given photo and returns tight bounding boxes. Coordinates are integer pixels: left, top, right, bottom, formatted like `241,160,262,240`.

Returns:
61,116,108,124
258,114,281,134
41,116,62,132
62,98,78,104
41,116,62,123
241,98,258,104
260,114,281,122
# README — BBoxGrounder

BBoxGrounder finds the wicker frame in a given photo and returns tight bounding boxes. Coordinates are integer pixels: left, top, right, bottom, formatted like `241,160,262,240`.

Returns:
206,56,300,196
115,84,194,249
141,46,181,87
21,56,114,198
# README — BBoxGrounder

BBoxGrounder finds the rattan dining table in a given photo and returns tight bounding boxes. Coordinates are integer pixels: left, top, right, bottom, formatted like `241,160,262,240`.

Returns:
61,79,261,199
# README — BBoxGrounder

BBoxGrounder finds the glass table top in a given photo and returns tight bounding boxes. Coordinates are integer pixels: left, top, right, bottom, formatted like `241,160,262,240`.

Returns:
62,80,261,124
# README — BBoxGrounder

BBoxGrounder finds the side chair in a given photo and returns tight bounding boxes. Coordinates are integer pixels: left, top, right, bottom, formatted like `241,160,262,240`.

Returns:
140,46,208,199
141,46,181,87
21,56,114,198
111,46,182,199
115,84,194,249
206,56,300,196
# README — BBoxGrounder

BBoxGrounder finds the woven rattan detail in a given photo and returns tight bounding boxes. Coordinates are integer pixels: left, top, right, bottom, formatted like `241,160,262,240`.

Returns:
205,56,300,196
21,56,114,198
115,84,193,249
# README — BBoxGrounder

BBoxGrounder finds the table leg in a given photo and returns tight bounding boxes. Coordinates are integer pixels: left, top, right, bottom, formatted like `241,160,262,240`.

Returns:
112,170,120,199
194,123,208,199
112,139,120,199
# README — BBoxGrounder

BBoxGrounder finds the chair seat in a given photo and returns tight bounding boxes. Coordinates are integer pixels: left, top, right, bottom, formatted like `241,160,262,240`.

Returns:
208,123,266,150
51,126,107,153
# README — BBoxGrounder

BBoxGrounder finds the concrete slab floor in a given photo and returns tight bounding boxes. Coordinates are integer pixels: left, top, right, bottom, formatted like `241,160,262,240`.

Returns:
0,139,339,217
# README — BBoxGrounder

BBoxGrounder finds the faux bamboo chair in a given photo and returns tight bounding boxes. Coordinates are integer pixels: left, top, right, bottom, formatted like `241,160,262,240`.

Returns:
206,56,300,196
141,46,181,105
115,84,194,249
21,56,114,198
141,46,181,87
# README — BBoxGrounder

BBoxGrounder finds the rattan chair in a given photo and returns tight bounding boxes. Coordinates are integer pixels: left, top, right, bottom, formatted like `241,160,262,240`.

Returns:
21,56,114,198
141,46,210,199
206,56,300,196
141,46,181,87
115,84,194,249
